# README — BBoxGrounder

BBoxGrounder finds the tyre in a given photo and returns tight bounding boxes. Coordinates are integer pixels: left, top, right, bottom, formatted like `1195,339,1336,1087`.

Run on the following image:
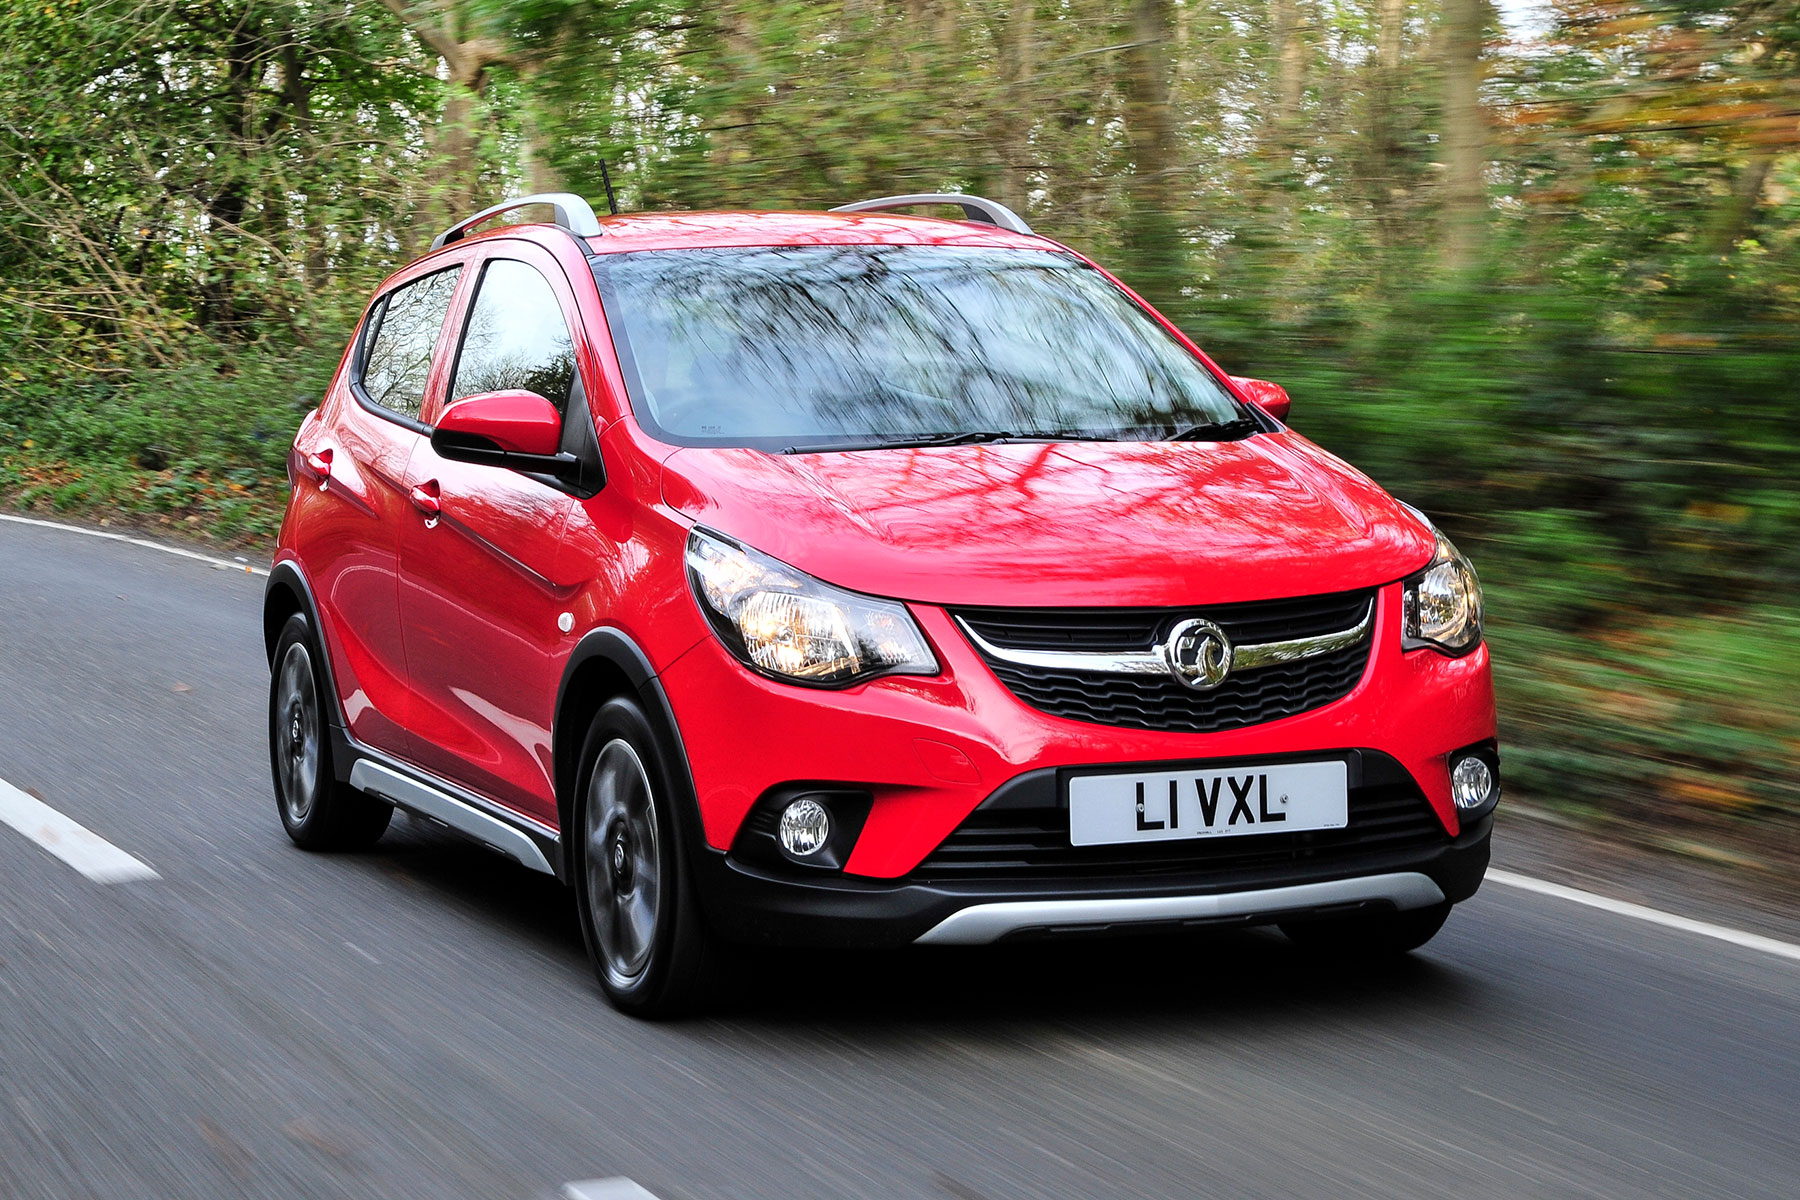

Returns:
573,697,718,1017
269,612,392,850
1280,900,1452,957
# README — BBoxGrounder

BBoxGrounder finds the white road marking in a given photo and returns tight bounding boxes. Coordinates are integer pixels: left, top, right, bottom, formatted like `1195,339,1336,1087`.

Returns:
1489,868,1800,965
0,513,269,576
343,941,381,965
562,1181,662,1200
0,776,159,884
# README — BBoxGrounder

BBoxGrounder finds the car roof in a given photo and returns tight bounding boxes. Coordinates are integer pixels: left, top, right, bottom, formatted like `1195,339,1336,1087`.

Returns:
580,210,1055,255
377,208,1064,298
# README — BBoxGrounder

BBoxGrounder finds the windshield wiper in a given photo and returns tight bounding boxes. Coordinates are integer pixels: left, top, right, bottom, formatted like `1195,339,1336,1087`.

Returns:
781,430,1019,454
779,428,1153,454
1166,416,1262,442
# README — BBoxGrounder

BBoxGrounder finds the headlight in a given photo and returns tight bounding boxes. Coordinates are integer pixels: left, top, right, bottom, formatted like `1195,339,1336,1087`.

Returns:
1402,526,1484,655
685,528,939,686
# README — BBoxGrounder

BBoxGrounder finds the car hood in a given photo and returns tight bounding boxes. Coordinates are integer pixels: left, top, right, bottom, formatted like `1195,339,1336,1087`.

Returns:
659,434,1436,608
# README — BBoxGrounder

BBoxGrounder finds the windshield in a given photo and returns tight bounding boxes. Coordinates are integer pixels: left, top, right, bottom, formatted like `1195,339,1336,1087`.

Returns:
590,245,1254,452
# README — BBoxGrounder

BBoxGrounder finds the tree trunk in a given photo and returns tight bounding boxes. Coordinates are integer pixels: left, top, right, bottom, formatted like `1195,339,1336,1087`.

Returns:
1379,0,1405,74
992,0,1035,216
278,39,331,287
1702,146,1776,262
1439,0,1488,274
515,88,564,196
936,0,959,62
200,16,261,336
438,82,482,222
378,1,532,235
1119,0,1186,318
1370,0,1407,243
1272,0,1306,131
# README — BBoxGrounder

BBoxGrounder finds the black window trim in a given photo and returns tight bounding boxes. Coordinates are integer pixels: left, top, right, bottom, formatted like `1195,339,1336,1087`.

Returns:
350,264,465,435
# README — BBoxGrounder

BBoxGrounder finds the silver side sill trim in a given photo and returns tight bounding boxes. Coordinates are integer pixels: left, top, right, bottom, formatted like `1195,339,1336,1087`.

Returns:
912,872,1445,946
349,760,556,876
956,602,1373,677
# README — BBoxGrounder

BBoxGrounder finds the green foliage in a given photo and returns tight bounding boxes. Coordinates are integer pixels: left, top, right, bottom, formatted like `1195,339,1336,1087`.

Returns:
12,346,329,479
0,1,432,347
1496,607,1800,822
0,336,341,541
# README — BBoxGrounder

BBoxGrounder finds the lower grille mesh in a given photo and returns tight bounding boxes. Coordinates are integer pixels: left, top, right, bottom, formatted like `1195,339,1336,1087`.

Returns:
912,780,1446,884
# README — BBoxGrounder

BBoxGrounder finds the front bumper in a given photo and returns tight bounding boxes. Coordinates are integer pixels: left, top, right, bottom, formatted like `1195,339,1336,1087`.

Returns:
695,811,1491,949
659,581,1498,879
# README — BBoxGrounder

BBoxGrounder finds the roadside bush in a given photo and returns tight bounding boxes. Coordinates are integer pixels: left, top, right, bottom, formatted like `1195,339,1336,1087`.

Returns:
0,340,341,541
1493,607,1800,832
14,346,332,478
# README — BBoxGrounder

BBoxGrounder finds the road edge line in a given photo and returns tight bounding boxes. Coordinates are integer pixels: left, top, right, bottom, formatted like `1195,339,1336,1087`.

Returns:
0,513,269,576
1488,867,1800,965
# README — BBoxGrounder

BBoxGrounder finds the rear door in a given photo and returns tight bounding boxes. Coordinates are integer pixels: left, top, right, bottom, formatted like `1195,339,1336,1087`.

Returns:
291,261,464,757
396,244,587,825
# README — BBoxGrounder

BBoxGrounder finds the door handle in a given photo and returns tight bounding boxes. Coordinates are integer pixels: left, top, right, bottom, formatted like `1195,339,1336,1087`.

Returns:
410,481,441,519
304,448,332,489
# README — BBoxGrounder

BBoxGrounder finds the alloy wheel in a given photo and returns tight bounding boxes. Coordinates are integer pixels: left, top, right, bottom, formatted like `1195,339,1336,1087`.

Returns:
274,641,321,823
584,738,662,989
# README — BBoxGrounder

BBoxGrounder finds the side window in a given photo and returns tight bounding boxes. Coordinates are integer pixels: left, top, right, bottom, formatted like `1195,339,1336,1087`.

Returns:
450,259,577,415
360,268,461,421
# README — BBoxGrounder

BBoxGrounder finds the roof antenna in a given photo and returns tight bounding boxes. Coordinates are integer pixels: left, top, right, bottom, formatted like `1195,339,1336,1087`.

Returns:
599,159,620,216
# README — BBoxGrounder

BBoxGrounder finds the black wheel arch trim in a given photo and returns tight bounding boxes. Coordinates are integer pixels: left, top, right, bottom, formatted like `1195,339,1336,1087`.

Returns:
264,560,349,732
553,626,705,880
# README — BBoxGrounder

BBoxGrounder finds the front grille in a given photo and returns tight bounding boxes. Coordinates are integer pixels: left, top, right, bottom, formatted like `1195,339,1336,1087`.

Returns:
912,779,1446,885
955,590,1375,733
958,590,1373,653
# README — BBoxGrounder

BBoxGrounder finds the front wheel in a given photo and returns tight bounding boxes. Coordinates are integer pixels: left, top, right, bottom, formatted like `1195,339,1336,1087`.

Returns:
1280,900,1452,957
573,698,718,1017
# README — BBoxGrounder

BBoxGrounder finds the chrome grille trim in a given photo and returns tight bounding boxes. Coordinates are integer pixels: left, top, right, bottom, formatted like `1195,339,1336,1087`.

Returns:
956,600,1373,677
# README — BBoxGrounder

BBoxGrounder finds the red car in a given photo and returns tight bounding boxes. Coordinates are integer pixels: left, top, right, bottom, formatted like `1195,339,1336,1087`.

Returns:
265,192,1497,1015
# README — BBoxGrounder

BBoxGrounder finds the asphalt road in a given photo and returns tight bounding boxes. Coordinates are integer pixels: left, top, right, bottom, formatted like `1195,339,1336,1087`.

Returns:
2,517,1796,1200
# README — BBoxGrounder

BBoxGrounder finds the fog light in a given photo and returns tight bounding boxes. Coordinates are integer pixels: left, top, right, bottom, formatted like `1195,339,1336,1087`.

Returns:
1451,756,1494,811
778,797,831,857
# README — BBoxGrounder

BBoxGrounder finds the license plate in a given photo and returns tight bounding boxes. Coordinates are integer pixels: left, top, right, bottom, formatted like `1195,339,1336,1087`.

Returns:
1067,760,1348,847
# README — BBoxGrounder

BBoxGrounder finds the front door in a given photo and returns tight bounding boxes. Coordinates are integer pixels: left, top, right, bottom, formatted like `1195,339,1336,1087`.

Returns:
397,248,586,825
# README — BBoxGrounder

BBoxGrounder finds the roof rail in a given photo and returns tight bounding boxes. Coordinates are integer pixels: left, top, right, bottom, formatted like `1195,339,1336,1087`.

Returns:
830,193,1033,236
429,193,603,251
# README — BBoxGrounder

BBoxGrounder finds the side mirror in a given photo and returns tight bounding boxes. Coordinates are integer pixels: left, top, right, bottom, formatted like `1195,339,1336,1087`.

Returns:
1230,376,1292,422
431,390,574,475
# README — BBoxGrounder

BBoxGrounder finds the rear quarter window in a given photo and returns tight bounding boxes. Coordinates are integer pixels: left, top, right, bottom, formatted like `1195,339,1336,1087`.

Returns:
358,267,461,421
